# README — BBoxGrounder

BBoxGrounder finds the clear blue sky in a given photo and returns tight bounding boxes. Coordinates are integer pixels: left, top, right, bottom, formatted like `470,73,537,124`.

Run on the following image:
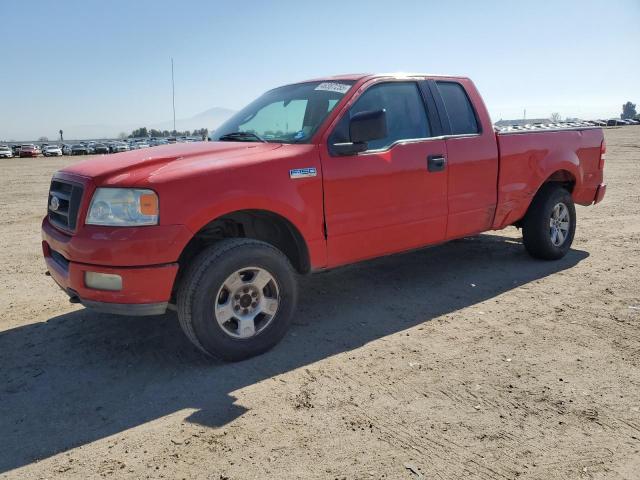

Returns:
1,0,639,140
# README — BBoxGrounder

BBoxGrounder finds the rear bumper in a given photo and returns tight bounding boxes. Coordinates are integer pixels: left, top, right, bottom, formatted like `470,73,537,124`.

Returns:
594,183,606,204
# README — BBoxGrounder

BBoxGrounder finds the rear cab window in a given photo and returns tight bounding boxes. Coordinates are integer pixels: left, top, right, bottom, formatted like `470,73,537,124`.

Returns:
435,81,479,135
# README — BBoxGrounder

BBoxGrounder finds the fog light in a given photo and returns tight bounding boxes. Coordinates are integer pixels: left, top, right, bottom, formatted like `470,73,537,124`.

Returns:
85,271,122,291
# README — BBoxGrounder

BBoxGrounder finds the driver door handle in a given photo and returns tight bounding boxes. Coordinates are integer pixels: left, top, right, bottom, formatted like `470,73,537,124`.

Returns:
427,154,446,172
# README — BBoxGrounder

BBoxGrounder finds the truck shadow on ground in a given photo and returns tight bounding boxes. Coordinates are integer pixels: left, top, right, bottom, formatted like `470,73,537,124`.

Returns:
0,233,589,473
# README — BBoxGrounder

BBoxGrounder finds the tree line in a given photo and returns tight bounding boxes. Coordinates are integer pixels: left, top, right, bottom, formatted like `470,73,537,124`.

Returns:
124,127,209,139
621,102,638,120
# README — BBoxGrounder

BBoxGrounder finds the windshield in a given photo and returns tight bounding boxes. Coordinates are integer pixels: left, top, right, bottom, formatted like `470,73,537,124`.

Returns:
211,80,355,144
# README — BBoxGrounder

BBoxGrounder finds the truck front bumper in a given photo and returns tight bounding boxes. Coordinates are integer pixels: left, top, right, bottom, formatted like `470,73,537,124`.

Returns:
42,218,185,316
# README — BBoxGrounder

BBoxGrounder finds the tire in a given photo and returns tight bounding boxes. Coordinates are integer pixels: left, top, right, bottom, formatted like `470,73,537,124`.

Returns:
522,183,576,260
176,238,298,361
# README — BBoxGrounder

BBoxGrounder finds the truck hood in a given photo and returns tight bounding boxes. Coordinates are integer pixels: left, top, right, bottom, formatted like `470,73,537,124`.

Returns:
60,141,283,185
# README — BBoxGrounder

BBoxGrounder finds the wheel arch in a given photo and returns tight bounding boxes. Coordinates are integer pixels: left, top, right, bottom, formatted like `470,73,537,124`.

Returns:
177,209,312,281
514,168,578,228
540,168,577,193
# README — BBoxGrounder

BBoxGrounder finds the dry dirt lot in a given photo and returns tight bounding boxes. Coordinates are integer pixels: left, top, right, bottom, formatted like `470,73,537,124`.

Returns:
1,128,639,480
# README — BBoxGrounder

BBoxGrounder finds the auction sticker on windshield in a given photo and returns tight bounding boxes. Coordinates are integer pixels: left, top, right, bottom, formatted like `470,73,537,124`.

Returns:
314,82,351,94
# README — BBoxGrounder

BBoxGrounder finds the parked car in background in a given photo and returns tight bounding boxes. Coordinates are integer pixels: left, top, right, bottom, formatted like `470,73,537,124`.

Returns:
62,144,72,155
93,143,109,154
19,144,39,157
11,145,21,156
113,142,129,152
71,144,90,155
43,145,63,156
607,119,626,126
0,145,13,158
622,119,639,125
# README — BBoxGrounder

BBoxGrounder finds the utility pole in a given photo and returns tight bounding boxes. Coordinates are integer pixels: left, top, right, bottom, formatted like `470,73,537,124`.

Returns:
523,108,526,121
171,58,176,133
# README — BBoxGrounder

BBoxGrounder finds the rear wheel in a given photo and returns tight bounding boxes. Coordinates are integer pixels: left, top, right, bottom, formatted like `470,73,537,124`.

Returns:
176,238,298,361
522,184,576,260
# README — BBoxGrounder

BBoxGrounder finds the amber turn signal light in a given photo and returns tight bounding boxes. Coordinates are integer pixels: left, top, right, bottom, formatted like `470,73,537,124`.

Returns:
139,193,159,216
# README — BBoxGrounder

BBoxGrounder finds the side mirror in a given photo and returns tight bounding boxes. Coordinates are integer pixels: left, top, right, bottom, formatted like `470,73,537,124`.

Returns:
349,109,387,144
331,109,388,156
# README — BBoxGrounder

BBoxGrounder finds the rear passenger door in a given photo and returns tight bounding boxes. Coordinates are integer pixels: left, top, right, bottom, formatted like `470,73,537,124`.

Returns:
320,80,449,267
429,80,499,238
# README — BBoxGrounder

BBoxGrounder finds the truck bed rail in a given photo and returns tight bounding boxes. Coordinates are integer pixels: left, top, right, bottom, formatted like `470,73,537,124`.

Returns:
495,121,599,135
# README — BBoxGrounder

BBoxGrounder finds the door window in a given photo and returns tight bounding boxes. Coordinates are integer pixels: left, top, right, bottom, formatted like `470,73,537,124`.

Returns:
330,82,431,151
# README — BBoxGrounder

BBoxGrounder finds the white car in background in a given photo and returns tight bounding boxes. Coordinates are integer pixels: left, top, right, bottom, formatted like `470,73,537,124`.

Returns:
0,145,13,158
110,142,129,152
43,145,63,157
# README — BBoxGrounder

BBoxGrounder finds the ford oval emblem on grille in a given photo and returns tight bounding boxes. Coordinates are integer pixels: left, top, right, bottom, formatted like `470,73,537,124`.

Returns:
50,196,60,211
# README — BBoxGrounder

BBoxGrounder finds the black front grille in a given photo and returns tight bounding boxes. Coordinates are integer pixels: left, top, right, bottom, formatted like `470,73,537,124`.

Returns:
48,179,84,232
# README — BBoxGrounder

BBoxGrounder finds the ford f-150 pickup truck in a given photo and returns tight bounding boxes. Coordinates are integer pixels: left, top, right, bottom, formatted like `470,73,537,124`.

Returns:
42,73,606,360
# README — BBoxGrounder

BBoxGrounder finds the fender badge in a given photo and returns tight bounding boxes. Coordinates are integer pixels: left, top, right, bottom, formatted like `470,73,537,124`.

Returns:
289,167,317,179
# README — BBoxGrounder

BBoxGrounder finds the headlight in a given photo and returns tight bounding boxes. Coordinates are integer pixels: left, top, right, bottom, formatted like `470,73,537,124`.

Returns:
86,188,159,226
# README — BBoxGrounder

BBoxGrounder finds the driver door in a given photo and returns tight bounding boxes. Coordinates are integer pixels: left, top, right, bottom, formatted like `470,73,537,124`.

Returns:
320,80,448,267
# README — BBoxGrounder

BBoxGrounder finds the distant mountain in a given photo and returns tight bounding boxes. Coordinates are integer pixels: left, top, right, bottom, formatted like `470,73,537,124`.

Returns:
148,107,237,134
62,107,236,140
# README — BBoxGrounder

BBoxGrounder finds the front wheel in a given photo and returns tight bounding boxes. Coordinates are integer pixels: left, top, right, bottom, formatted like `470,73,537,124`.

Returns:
176,238,298,361
522,184,576,260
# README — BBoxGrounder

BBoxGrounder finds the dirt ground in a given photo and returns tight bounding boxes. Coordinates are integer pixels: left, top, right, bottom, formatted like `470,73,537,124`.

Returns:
1,128,639,480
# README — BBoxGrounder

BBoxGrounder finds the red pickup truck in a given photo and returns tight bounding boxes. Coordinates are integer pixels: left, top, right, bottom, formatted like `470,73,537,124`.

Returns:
42,74,606,360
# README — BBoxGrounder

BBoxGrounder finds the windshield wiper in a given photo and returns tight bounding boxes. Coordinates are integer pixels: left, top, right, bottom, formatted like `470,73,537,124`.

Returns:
217,132,267,143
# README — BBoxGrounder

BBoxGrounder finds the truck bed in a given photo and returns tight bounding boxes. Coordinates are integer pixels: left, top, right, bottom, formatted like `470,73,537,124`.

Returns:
493,125,605,229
